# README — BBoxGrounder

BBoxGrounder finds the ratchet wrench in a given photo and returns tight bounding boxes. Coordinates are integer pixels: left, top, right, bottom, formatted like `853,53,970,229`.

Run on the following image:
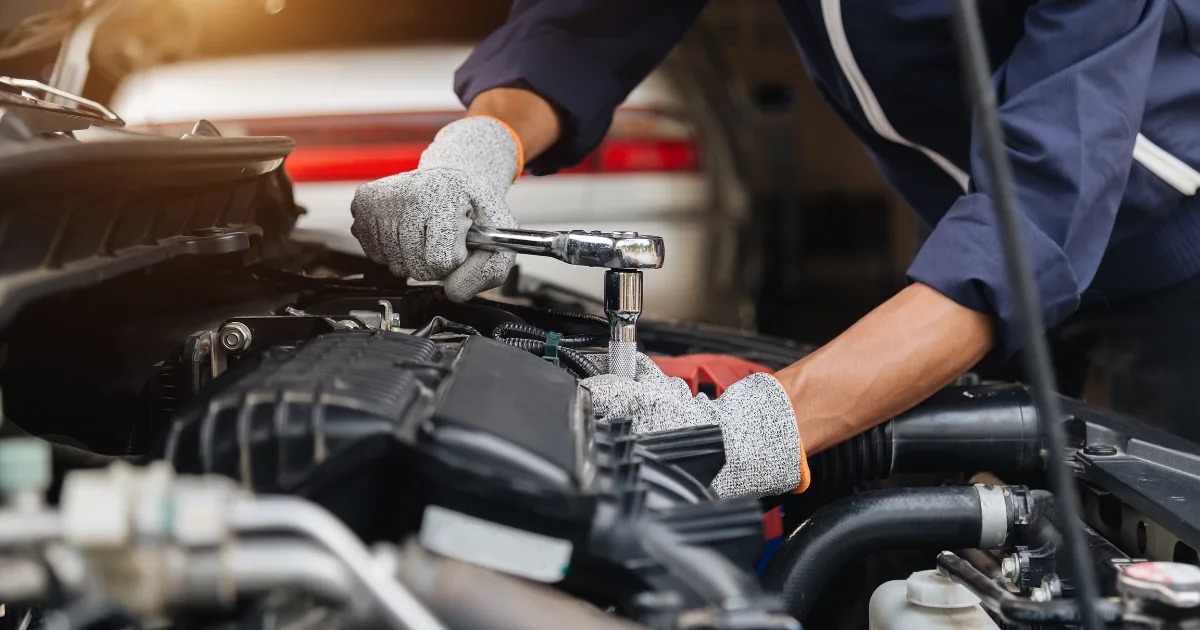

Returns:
465,227,665,378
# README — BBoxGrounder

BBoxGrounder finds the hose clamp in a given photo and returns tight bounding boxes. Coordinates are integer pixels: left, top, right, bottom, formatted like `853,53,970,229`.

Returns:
975,484,1009,549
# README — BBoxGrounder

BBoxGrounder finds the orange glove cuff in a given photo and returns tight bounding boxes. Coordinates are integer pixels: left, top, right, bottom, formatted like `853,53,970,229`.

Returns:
470,115,525,182
793,438,811,494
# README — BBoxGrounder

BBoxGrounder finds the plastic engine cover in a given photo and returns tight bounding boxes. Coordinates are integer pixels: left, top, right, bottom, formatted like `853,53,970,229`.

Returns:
154,327,770,609
155,330,594,542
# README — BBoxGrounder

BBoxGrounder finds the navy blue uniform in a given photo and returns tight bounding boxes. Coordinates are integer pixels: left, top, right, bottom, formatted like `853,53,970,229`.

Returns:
456,0,1200,437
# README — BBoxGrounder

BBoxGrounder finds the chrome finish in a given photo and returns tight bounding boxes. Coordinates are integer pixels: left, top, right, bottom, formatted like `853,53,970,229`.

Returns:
604,270,643,378
465,227,662,376
218,322,252,353
466,228,664,269
604,270,643,344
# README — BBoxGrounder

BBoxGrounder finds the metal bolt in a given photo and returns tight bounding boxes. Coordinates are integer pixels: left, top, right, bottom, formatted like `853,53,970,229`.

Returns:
1084,444,1118,456
1030,585,1051,602
1002,554,1021,582
218,322,252,353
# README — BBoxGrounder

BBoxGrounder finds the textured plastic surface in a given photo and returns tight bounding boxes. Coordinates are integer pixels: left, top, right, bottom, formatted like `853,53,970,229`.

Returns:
157,324,772,608
650,354,774,397
158,330,596,542
869,575,999,630
0,133,296,330
160,331,440,539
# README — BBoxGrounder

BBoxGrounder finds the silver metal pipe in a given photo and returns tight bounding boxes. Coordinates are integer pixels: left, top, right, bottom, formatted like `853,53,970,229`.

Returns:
230,497,446,630
182,541,360,610
229,542,354,603
393,543,647,630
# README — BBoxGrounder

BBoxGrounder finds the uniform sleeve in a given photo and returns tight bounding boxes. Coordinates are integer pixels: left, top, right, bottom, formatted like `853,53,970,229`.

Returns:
454,0,708,174
907,0,1169,356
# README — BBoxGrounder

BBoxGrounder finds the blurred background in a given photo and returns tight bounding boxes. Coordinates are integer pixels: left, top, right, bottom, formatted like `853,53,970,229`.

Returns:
0,0,917,345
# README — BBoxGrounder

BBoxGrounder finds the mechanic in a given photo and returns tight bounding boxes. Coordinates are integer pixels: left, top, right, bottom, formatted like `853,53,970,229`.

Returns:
351,1,1200,499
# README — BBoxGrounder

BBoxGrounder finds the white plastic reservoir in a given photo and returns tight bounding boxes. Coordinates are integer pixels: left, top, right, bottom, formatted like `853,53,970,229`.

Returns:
869,569,1000,630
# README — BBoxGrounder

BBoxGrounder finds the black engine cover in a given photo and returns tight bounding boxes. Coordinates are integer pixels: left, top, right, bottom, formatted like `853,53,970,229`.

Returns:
155,330,593,541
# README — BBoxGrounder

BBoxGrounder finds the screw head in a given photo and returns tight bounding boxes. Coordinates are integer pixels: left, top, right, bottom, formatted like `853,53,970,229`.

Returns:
1084,444,1118,456
218,322,252,353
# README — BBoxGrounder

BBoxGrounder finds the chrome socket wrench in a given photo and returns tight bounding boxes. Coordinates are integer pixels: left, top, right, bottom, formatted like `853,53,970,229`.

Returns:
466,227,665,378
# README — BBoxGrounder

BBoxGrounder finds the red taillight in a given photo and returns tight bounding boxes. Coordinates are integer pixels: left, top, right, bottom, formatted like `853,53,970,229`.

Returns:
596,139,698,173
286,143,426,183
134,109,700,182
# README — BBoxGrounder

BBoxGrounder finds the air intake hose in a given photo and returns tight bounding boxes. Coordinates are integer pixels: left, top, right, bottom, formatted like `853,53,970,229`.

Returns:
806,382,1042,491
761,485,1021,622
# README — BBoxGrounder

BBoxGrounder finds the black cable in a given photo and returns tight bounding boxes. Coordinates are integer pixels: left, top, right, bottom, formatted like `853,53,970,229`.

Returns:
492,322,609,348
947,3,1102,629
412,316,481,338
499,338,605,378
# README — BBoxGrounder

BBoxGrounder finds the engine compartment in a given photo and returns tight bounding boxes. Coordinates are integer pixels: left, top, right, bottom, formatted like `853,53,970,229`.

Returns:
1,115,1199,630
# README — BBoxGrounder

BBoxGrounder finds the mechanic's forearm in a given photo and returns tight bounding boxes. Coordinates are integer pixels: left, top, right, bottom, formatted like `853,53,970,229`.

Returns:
466,88,563,161
773,283,996,455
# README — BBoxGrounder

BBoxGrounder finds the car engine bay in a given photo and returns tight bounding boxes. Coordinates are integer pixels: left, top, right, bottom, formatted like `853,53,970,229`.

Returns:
2,77,1200,630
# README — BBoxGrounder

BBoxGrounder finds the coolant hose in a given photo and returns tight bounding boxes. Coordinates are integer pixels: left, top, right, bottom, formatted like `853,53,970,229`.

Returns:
805,383,1042,492
761,485,1012,621
393,543,647,630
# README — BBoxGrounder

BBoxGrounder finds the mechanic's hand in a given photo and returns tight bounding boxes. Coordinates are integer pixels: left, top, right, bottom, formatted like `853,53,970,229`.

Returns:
351,117,522,302
582,354,806,499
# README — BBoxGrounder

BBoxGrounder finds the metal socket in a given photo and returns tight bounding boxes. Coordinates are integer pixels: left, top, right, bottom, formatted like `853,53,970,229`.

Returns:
604,270,643,343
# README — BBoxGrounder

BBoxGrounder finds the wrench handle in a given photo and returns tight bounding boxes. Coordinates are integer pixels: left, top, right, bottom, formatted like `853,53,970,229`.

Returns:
466,227,564,259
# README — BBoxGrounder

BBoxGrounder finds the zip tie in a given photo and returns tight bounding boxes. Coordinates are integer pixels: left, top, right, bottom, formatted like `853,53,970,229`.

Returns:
543,331,562,367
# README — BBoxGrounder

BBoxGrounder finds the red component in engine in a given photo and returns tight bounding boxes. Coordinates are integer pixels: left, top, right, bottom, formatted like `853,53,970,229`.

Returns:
650,354,775,397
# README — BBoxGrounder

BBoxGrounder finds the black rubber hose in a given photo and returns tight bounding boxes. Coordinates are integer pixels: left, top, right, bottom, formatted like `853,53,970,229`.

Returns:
948,2,1101,628
500,338,605,378
492,322,609,348
804,382,1042,492
761,486,985,621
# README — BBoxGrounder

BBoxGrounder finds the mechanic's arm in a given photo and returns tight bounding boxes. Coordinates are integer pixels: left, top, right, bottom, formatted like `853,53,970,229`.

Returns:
775,284,994,454
464,88,562,161
789,0,1168,454
351,1,708,301
588,0,1168,499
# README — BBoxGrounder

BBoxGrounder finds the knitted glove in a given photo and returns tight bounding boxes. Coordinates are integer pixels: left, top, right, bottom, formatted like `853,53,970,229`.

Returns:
351,117,522,302
582,354,807,499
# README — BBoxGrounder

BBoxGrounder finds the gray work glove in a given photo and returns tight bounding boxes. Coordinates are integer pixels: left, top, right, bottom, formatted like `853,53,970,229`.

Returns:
351,117,521,302
582,354,804,499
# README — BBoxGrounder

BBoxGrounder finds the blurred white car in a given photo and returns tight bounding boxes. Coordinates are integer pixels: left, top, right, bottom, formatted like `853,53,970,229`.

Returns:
110,46,750,321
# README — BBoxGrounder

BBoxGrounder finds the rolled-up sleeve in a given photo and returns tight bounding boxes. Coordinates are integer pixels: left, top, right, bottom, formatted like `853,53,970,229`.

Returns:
454,1,707,174
907,0,1168,356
